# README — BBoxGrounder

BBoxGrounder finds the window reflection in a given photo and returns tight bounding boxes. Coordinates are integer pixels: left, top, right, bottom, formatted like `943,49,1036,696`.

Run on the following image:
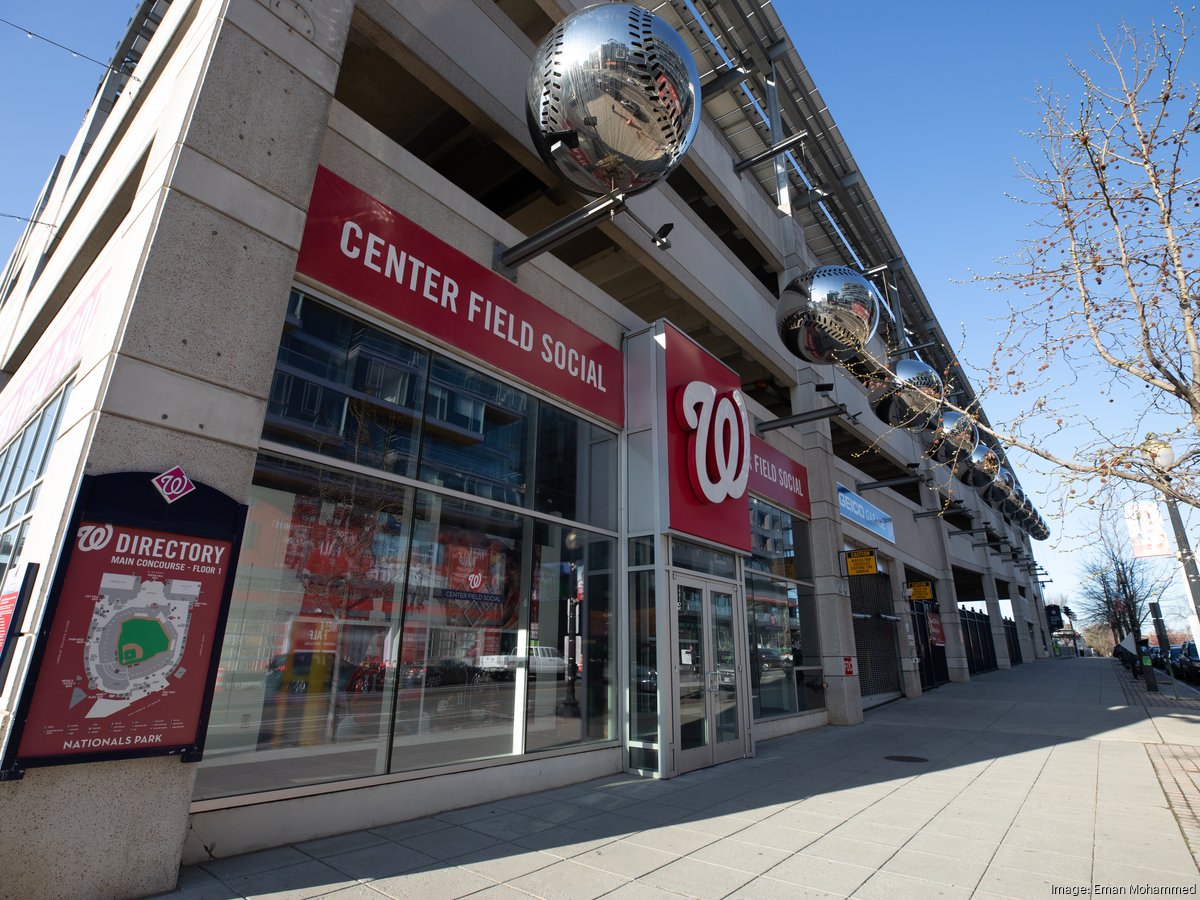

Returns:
196,457,412,798
745,496,823,719
264,292,427,477
198,291,620,800
525,523,615,752
420,358,530,506
391,492,522,767
534,404,617,530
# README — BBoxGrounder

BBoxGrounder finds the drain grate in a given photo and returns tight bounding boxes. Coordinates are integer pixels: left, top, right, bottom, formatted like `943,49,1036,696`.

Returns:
883,755,929,763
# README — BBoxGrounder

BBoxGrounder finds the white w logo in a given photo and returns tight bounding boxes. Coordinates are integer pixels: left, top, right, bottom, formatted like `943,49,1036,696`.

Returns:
77,524,114,552
675,381,750,504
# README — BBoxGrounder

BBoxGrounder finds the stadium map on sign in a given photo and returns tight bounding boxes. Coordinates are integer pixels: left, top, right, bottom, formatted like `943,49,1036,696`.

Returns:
79,575,196,718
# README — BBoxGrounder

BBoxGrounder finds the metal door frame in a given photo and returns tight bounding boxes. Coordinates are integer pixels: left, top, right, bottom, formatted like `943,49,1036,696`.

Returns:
668,571,751,774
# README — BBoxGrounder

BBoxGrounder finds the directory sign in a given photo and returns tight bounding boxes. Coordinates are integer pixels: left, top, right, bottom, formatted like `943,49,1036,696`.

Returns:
2,471,245,775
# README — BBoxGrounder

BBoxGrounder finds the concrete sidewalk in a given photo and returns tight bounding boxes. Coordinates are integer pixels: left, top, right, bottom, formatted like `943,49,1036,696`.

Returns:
158,658,1200,899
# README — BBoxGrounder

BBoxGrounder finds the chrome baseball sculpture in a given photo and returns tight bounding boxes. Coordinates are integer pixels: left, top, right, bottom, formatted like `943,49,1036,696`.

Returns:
868,357,944,431
526,3,701,197
928,409,979,468
776,265,880,364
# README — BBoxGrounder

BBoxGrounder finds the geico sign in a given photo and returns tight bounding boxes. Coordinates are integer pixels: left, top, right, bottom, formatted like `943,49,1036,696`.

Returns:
675,381,750,504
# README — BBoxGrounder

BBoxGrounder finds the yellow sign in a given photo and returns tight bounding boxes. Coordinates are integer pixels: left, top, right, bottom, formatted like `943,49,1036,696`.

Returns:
845,549,877,576
908,581,933,600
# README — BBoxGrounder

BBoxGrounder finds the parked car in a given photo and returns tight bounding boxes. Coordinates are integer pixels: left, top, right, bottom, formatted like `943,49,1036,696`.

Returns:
477,646,568,679
752,647,787,671
1175,642,1200,684
1150,646,1163,668
1168,645,1183,673
404,658,483,688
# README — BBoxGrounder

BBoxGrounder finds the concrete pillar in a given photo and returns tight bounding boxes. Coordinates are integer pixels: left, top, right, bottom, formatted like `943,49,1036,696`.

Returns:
1028,592,1052,659
1011,591,1038,662
938,576,971,683
793,375,862,726
891,566,922,699
982,576,1012,669
0,2,354,897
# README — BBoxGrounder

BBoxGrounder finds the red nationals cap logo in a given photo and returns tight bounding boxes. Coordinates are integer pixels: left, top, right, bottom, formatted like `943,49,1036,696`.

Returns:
152,466,196,504
674,381,750,505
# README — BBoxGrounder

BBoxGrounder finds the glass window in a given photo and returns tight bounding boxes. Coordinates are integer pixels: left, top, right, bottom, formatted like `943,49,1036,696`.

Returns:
744,497,821,719
419,357,531,507
391,491,523,770
269,291,618,528
195,456,415,798
199,292,621,799
629,570,658,743
671,540,736,579
0,384,70,587
525,523,615,752
264,291,428,477
748,496,805,580
628,536,655,567
533,404,617,530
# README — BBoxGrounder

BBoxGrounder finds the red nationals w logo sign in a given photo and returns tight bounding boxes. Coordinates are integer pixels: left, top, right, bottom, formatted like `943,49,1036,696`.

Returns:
675,382,750,504
662,323,752,552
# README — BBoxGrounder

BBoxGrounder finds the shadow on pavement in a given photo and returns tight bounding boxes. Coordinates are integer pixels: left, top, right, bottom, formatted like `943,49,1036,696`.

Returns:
159,657,1200,899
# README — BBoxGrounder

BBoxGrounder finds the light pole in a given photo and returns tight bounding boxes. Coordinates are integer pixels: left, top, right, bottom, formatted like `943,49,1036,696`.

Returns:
1141,437,1200,625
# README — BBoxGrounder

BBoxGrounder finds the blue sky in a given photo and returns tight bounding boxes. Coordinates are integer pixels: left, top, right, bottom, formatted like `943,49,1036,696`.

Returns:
788,0,1200,628
1,1,1196,629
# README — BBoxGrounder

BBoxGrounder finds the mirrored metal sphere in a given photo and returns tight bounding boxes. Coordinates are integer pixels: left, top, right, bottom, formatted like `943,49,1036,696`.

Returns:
1032,514,1050,541
1013,495,1036,528
928,410,979,467
776,265,880,364
984,465,1016,507
958,442,1000,489
1002,480,1025,518
526,4,701,196
869,358,944,431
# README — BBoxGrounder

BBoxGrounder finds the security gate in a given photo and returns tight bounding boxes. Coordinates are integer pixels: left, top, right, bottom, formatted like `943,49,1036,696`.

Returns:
1004,617,1023,665
910,599,950,690
849,572,902,700
959,605,998,675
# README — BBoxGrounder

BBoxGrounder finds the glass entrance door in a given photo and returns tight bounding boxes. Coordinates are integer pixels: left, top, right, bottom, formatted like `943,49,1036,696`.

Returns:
672,574,747,773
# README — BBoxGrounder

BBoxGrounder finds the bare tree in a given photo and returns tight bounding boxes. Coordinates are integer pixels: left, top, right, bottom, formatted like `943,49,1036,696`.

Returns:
967,7,1200,513
1076,539,1171,644
1082,622,1117,656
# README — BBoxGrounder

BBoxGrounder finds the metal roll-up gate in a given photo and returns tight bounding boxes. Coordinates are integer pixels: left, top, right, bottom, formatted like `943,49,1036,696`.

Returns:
849,573,902,700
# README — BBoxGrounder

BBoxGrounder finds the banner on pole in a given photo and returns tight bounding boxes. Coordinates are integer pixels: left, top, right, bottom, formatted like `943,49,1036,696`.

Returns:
1124,502,1172,558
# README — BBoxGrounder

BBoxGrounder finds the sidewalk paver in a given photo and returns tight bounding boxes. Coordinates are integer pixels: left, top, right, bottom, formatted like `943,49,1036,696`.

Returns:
153,658,1200,899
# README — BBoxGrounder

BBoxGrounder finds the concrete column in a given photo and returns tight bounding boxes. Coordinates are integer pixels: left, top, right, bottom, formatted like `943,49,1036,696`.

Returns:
1028,592,1052,659
891,567,922,698
1011,592,1038,662
938,577,971,683
982,576,1013,669
793,375,862,726
0,2,355,898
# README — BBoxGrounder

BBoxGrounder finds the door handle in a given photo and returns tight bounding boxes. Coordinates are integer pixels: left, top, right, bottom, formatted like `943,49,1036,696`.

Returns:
706,671,720,693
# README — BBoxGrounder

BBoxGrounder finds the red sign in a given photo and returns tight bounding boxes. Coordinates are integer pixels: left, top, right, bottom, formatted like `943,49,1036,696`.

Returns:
664,323,751,551
928,613,946,647
16,521,234,760
749,436,811,517
0,269,108,450
843,656,856,676
151,466,196,504
0,567,22,666
296,167,624,427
